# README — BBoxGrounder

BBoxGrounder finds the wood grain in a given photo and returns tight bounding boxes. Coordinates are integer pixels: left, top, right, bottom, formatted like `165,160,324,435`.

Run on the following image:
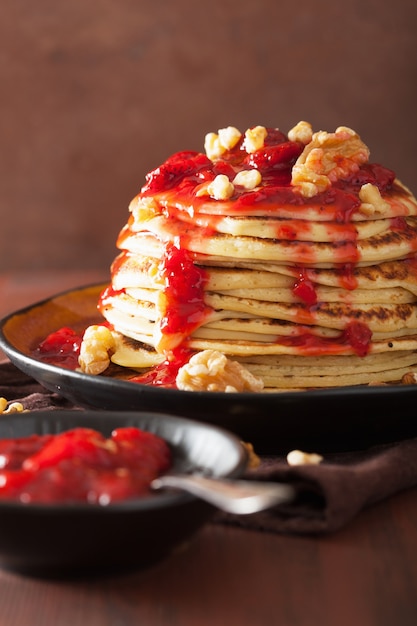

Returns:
1,490,417,626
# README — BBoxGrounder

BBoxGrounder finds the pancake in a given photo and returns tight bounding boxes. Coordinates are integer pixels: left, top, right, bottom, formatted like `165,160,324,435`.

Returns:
129,202,392,241
112,252,417,297
88,121,417,390
118,217,417,266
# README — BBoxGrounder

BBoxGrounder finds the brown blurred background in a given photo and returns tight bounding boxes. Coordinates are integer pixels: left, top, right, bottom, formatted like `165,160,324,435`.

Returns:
1,0,416,272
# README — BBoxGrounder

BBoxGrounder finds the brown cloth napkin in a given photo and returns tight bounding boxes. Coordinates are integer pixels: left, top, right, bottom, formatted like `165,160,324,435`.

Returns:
0,359,78,412
215,441,417,533
1,359,417,534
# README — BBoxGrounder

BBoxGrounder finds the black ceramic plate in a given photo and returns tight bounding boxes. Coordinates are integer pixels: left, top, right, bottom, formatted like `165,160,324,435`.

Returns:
1,284,417,454
0,410,246,576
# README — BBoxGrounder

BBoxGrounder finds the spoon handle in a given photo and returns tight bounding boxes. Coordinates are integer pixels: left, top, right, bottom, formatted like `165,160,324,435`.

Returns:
151,474,296,515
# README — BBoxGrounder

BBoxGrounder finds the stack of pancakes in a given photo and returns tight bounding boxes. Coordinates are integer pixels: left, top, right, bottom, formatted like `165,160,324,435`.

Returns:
99,122,417,390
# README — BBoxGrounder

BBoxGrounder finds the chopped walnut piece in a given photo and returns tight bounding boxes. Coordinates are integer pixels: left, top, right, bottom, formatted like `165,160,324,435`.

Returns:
242,442,261,468
204,132,225,160
204,126,242,160
292,126,370,197
176,349,264,393
286,450,324,466
243,126,268,154
401,371,417,385
0,397,26,414
79,325,116,375
197,174,235,200
358,183,391,216
288,121,313,145
218,126,242,151
233,169,262,190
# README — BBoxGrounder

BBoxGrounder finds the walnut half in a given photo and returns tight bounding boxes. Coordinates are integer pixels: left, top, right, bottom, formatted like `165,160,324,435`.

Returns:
78,325,116,375
176,349,264,393
291,126,370,197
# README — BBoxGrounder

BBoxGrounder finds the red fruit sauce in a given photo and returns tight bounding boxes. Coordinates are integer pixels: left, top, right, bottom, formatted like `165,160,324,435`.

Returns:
34,327,83,370
158,244,211,338
292,268,318,306
130,347,193,387
0,427,171,504
272,321,372,357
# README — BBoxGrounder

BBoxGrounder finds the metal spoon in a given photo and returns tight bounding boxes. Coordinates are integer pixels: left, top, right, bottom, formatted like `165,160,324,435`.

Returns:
151,473,296,515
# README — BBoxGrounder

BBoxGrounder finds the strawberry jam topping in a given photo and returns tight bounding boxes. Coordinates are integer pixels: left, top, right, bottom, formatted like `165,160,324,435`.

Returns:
0,427,171,504
243,140,304,182
272,321,372,357
158,243,211,346
335,163,395,193
142,151,212,193
131,348,193,387
292,268,318,306
141,127,395,223
342,321,373,357
34,327,83,370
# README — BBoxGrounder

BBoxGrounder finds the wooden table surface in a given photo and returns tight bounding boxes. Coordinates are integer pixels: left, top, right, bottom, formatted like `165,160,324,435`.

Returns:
1,270,417,626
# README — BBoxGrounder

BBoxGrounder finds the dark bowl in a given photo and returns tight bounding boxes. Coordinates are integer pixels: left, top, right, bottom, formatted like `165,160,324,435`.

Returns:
0,410,247,577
